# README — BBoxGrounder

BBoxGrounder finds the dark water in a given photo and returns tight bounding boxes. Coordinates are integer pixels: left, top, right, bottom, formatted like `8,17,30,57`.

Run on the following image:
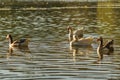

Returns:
0,8,120,80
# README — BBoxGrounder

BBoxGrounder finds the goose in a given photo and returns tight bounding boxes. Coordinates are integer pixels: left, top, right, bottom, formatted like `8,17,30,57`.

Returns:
6,34,29,47
97,36,114,60
67,26,84,41
70,35,97,47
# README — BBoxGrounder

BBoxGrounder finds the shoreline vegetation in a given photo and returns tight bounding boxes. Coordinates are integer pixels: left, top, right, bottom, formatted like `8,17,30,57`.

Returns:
0,0,120,10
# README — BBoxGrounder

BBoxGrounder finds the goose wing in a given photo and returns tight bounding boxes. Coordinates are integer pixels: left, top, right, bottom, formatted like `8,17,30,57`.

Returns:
103,40,114,48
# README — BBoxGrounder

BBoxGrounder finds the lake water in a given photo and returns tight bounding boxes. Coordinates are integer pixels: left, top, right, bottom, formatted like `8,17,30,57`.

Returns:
0,7,120,80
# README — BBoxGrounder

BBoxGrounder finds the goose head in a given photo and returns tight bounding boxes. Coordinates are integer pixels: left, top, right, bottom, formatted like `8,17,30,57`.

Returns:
97,36,103,46
6,34,13,44
67,26,73,35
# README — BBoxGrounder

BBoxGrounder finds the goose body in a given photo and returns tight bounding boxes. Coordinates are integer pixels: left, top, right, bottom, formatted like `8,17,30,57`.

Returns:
97,36,114,60
70,35,96,47
6,34,29,47
67,26,84,41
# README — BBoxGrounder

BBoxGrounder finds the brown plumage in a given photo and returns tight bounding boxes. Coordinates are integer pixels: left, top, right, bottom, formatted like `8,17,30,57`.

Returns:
97,36,114,60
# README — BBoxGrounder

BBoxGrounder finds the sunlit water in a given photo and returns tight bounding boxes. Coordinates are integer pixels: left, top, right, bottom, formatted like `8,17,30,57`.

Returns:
0,8,120,80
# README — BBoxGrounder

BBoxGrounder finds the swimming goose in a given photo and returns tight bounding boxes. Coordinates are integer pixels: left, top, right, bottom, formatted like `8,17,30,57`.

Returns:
67,26,84,41
97,36,114,60
70,35,96,47
6,34,29,47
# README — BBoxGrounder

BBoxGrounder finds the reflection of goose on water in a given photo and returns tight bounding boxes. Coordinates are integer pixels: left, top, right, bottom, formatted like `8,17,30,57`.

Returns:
8,46,31,55
7,46,32,59
70,46,93,55
6,34,30,47
70,45,93,62
97,36,114,60
67,26,84,41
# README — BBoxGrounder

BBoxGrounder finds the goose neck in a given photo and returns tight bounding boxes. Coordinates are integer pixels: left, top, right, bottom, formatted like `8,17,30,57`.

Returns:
8,35,13,44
